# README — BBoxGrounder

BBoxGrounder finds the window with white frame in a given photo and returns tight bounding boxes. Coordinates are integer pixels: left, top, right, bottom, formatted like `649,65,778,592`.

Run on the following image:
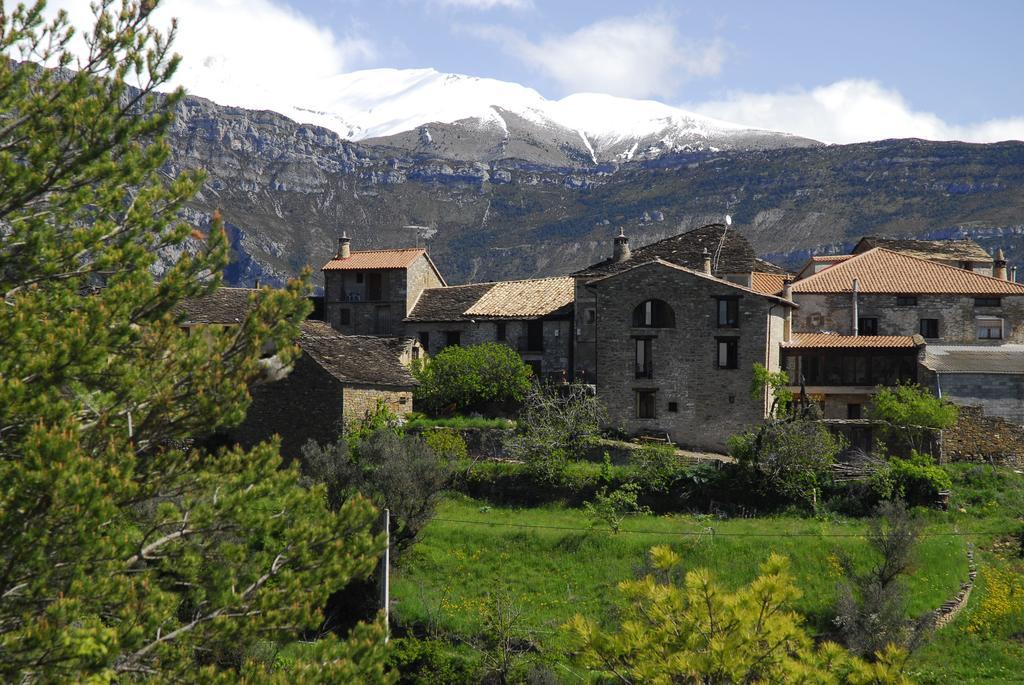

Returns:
976,318,1003,340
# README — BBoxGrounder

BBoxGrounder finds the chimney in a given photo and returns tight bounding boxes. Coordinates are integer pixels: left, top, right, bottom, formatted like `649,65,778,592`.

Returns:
702,248,712,275
612,228,631,262
782,278,793,342
852,278,860,336
1011,265,1019,283
994,248,1008,280
781,278,793,302
337,232,351,259
254,278,260,289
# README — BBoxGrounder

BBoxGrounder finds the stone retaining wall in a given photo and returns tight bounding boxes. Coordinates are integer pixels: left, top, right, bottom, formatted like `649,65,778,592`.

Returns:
922,545,976,630
942,406,1024,466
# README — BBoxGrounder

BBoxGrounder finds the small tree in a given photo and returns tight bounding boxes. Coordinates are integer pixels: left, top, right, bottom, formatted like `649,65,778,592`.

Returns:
412,343,533,416
835,501,927,658
869,383,959,456
730,418,844,510
584,483,651,534
751,361,795,418
566,547,912,684
505,383,607,482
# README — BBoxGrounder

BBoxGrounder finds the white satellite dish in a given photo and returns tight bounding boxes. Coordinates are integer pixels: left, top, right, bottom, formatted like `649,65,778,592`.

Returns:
725,214,732,226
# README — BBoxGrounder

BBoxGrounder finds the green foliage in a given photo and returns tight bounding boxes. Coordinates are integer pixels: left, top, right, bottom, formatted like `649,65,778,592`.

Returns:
412,343,532,416
404,414,514,430
870,452,953,505
303,430,451,551
386,638,479,685
0,2,392,681
422,428,469,462
584,483,651,534
751,361,794,417
869,383,958,456
566,547,912,684
730,419,845,510
505,383,607,483
629,443,686,493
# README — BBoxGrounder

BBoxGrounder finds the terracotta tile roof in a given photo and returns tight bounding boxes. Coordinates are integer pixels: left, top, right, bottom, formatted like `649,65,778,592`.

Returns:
323,248,426,271
751,272,788,296
922,344,1024,374
464,277,574,318
853,236,992,262
299,321,417,388
782,333,925,349
575,223,758,278
791,248,1024,295
175,287,258,324
406,277,575,321
795,254,852,279
811,255,853,263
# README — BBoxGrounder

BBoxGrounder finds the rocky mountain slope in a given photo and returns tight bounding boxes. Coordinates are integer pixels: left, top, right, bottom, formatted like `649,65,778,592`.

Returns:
165,92,1024,288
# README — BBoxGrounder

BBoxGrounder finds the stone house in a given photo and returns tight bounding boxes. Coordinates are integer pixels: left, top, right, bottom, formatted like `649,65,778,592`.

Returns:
176,289,419,457
580,258,795,451
787,246,1024,420
572,223,791,382
322,235,446,337
404,276,575,379
851,236,996,275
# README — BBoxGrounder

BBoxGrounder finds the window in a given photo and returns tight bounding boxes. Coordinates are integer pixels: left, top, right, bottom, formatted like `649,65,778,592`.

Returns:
975,297,1001,307
636,390,656,419
717,297,739,328
847,403,862,419
716,338,738,369
634,338,653,378
445,330,461,347
495,321,507,341
418,331,430,350
632,299,675,328
355,273,364,284
667,401,678,413
858,317,879,336
919,318,939,339
896,296,918,306
977,319,1003,340
584,308,596,324
367,273,383,301
339,308,351,325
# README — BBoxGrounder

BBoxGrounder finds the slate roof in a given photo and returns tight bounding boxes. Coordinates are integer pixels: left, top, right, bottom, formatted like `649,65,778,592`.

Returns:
587,258,796,306
753,257,789,275
781,333,925,349
791,248,1024,295
406,277,575,321
852,236,992,262
175,287,258,324
574,223,758,278
299,321,417,388
922,344,1024,374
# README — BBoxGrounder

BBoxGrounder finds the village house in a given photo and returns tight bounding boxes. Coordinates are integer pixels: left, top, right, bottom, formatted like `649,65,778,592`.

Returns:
786,243,1024,422
176,288,420,457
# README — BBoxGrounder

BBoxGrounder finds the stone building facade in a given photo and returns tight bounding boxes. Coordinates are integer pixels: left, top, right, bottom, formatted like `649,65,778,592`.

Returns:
583,259,793,451
322,236,445,337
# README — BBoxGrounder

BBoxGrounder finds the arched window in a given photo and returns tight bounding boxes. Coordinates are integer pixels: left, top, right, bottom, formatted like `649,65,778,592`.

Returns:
632,299,675,328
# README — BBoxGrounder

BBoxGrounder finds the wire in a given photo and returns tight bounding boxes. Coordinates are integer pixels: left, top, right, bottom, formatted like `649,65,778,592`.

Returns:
431,517,1013,539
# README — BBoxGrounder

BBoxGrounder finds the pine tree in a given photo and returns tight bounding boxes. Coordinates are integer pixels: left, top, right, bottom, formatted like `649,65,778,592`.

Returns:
0,2,392,681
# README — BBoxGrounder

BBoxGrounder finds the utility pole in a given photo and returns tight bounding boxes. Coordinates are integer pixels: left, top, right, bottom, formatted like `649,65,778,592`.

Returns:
379,508,390,642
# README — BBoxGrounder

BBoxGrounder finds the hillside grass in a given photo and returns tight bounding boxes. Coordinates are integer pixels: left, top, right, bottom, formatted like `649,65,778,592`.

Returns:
392,495,968,651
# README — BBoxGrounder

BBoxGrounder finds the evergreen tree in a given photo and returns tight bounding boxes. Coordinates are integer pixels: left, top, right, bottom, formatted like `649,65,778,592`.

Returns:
0,2,392,681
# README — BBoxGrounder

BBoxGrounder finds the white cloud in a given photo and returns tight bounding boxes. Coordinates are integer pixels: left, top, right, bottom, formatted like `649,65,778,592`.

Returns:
45,0,375,113
688,79,1024,144
437,0,532,9
467,16,726,99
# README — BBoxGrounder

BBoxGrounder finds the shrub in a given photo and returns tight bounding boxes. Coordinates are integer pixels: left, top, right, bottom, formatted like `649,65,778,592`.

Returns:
584,483,651,534
423,428,469,462
413,343,533,416
387,637,478,685
405,415,514,431
505,383,607,482
629,443,686,493
869,383,958,456
870,452,952,505
730,419,844,510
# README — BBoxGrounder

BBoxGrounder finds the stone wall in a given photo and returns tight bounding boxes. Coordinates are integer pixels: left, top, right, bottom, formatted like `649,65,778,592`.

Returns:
942,405,1024,466
342,384,414,425
589,261,789,451
793,292,1024,344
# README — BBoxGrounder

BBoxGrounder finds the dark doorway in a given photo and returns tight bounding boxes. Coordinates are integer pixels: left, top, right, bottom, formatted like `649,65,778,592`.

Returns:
526,320,544,352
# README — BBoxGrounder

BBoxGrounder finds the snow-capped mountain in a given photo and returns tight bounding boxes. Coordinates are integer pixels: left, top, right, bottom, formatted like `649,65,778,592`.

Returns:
261,68,818,165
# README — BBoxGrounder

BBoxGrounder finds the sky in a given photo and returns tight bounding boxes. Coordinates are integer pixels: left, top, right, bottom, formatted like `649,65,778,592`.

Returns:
48,0,1024,144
